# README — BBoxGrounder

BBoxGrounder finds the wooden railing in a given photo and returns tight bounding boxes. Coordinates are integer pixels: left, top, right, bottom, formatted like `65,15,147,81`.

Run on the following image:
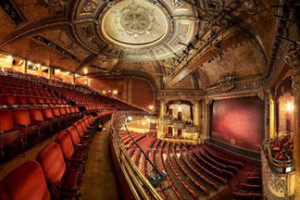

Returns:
110,111,163,200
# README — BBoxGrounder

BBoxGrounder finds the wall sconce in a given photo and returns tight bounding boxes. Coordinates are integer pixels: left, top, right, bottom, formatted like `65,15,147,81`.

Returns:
286,102,294,112
149,105,154,110
113,90,118,95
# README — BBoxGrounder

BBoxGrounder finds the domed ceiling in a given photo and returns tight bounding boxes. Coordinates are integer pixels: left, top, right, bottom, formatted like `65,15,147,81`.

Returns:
0,0,290,91
73,0,197,60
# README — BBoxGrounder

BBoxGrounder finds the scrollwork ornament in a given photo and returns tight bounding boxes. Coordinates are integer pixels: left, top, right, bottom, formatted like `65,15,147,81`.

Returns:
284,45,300,73
269,173,286,194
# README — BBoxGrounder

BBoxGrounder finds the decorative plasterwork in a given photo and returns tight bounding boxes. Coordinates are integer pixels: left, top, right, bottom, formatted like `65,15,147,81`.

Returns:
73,0,197,60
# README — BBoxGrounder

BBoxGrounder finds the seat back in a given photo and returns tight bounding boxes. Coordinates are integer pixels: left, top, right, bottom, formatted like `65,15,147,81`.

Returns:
29,108,45,122
73,122,84,137
52,108,61,117
42,108,54,119
55,131,75,161
12,109,31,126
36,142,66,186
66,126,81,146
0,161,50,200
0,110,15,132
59,107,66,115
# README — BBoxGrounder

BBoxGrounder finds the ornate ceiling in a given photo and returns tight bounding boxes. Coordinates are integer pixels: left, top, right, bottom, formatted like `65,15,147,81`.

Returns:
0,0,298,92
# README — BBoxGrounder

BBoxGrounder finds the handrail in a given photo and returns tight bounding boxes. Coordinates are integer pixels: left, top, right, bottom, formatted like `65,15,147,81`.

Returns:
110,111,163,200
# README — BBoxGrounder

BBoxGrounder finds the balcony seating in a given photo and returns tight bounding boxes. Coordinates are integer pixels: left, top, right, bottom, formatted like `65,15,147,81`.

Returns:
12,108,41,148
29,107,52,138
36,142,82,200
55,131,87,172
0,110,22,162
66,126,89,149
0,161,51,200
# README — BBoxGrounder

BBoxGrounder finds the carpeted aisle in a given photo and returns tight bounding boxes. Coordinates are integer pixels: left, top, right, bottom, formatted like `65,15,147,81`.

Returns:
80,124,120,200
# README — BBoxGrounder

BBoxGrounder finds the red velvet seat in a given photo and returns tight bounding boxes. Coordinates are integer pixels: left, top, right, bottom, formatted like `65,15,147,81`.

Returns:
73,121,91,142
37,97,45,105
0,110,22,162
29,107,52,138
0,160,51,200
1,94,16,105
66,126,89,148
52,107,64,128
42,108,60,133
27,96,37,105
55,131,87,167
13,108,41,148
36,142,82,199
16,95,28,105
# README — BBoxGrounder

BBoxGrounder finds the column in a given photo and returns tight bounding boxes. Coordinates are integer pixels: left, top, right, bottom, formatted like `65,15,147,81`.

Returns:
292,71,300,176
202,99,212,139
269,89,276,139
72,73,75,85
48,67,52,80
193,101,200,126
24,60,28,74
159,100,165,119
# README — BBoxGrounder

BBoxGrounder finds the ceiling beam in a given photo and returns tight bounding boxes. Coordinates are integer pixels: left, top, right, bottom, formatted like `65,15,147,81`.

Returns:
74,53,98,73
0,16,69,48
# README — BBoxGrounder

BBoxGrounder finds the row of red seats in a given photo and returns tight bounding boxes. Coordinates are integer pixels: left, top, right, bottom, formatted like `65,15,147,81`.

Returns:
185,148,227,184
0,94,67,107
167,150,198,199
202,145,244,168
171,149,209,196
157,149,182,199
0,106,81,163
191,148,234,178
179,148,218,190
0,115,99,200
196,146,238,173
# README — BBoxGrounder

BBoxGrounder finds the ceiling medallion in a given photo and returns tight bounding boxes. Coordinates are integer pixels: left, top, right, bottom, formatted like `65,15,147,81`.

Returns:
100,0,169,48
113,1,161,38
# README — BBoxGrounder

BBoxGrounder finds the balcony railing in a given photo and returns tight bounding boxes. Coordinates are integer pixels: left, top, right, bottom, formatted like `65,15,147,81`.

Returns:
261,136,295,198
110,111,162,200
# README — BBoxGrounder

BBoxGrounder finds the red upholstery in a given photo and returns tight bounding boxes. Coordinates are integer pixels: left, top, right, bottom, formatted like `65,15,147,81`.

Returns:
0,110,14,132
55,131,76,161
59,107,66,115
16,95,28,105
27,96,37,104
1,94,16,105
55,131,87,164
30,108,45,122
66,126,88,147
52,107,61,117
42,108,54,120
0,161,50,200
12,109,31,126
36,142,67,185
36,142,81,199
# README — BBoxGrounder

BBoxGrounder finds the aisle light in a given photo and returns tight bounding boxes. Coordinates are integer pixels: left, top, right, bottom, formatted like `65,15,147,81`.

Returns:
113,90,118,95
